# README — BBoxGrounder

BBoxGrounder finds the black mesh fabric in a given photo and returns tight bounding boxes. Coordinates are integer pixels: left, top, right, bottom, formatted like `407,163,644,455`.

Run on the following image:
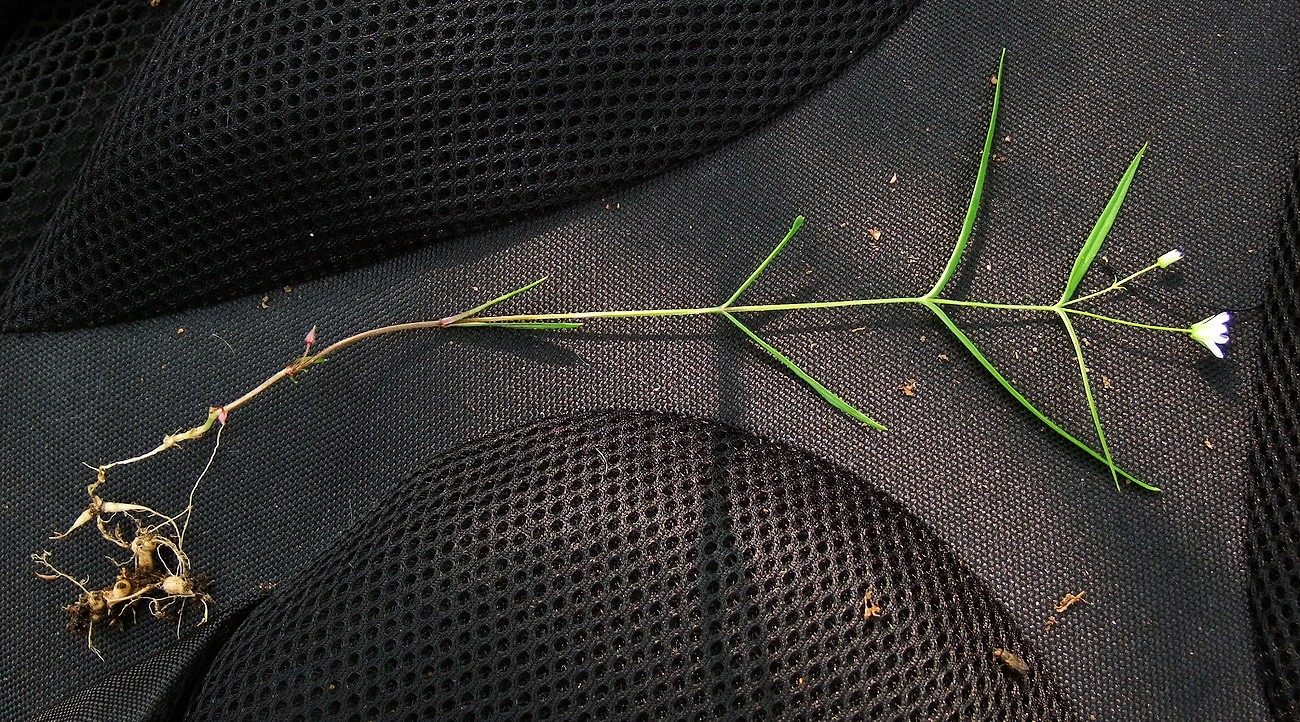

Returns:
0,0,916,331
0,0,172,294
185,412,1071,721
1248,153,1300,721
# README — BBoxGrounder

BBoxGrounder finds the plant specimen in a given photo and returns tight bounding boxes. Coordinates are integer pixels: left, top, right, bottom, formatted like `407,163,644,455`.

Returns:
34,51,1231,655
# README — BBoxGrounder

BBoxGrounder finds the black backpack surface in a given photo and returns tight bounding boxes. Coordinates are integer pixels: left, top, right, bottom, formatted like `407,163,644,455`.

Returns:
3,1,1298,720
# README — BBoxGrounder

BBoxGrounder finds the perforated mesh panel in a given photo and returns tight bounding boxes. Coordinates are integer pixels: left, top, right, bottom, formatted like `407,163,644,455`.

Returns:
186,412,1071,721
1249,153,1300,721
0,0,916,330
0,0,170,293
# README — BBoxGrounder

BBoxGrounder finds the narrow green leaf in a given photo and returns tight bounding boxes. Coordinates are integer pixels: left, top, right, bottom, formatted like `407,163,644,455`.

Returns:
924,302,1157,490
444,277,549,325
456,321,583,330
722,216,805,307
1059,143,1148,303
926,49,1005,299
1056,310,1119,489
724,312,886,430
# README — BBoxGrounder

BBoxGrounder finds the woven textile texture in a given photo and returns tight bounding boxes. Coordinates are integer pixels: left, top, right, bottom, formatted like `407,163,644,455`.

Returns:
29,601,259,722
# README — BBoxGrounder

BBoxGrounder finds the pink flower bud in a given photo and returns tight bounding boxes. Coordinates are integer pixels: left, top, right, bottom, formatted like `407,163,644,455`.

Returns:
304,325,318,348
217,407,228,425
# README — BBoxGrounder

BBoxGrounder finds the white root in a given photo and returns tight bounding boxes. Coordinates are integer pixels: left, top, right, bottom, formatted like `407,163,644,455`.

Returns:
32,552,93,596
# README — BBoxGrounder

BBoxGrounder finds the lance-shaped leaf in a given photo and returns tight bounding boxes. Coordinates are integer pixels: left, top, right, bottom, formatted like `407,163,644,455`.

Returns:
723,216,805,307
455,321,584,330
1059,143,1148,304
926,49,1005,299
724,312,885,430
1057,310,1120,489
442,277,549,325
923,302,1156,490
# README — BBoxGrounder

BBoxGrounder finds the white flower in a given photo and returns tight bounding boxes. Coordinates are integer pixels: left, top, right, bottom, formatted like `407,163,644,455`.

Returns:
1190,312,1230,358
1156,250,1183,268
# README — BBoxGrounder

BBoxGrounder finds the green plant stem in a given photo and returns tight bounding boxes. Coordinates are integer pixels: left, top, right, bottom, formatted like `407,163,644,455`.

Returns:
296,295,1193,371
1062,262,1160,307
90,291,1188,485
1060,310,1190,334
84,285,1176,498
466,297,1192,332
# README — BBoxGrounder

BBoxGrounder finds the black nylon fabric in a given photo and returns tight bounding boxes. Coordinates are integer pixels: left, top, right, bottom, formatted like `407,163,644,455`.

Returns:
186,412,1072,720
2,1,1298,720
29,598,258,722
